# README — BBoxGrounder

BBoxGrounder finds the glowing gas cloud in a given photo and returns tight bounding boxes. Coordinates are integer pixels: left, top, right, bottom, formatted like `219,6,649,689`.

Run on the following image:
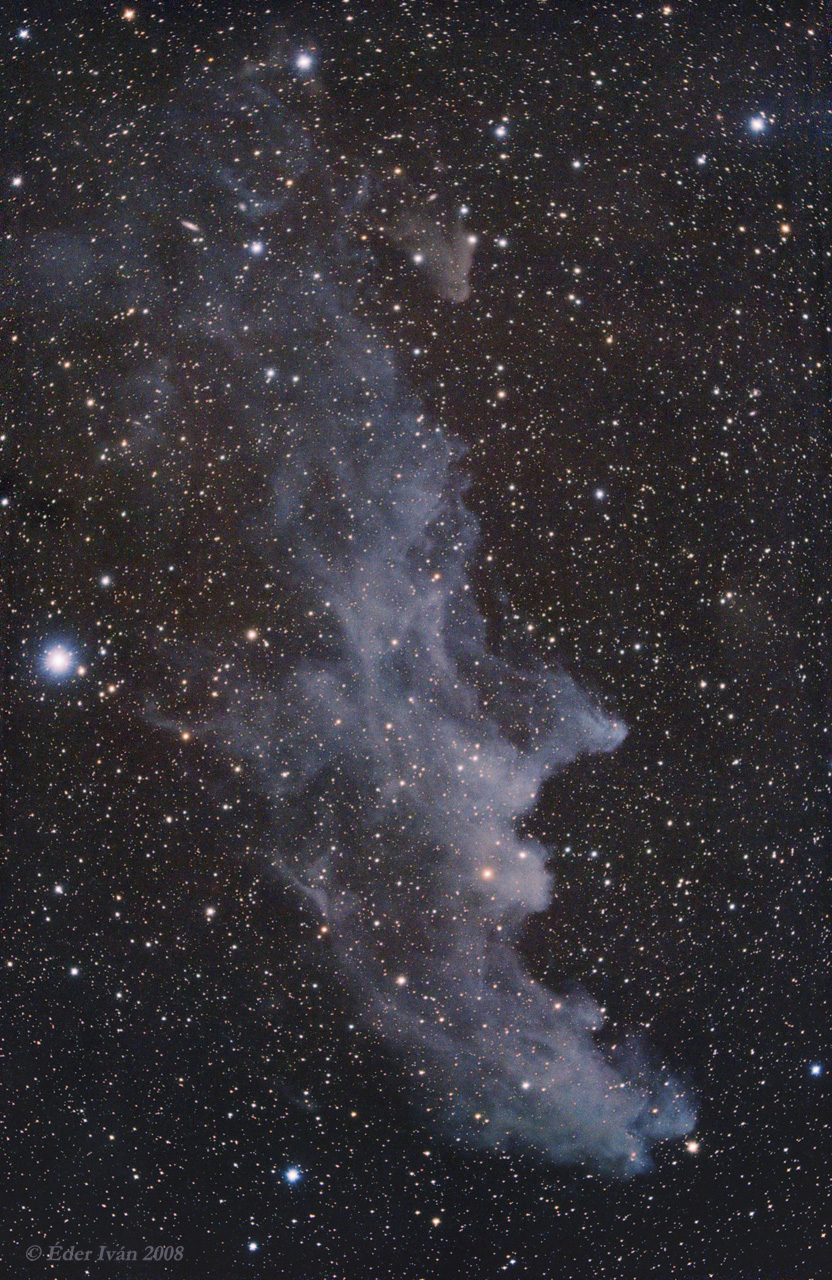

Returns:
20,54,694,1175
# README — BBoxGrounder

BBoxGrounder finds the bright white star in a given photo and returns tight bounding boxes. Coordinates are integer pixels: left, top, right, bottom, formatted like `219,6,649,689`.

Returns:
43,645,74,676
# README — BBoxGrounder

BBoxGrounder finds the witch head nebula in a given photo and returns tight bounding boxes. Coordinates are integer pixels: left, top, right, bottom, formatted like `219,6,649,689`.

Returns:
11,50,694,1176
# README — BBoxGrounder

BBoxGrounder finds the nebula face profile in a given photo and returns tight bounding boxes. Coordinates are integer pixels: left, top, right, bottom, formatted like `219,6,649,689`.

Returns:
16,53,694,1175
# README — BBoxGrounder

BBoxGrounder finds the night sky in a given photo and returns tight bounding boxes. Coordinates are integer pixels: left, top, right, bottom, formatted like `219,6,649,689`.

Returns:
3,2,831,1278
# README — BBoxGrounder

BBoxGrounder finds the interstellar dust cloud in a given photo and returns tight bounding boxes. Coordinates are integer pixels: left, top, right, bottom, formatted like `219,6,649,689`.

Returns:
21,55,693,1174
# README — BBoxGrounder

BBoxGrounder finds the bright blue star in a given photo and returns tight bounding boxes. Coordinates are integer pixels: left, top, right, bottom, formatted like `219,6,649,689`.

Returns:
285,1167,301,1184
810,1063,823,1077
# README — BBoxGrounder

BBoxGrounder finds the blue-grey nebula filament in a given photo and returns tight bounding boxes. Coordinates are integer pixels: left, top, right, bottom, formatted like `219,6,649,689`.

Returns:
20,54,694,1175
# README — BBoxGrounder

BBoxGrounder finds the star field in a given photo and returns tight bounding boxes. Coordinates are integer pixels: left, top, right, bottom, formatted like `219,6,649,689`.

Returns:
2,2,830,1278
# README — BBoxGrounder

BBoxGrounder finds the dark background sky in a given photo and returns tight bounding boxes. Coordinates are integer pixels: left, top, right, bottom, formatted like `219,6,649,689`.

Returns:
2,1,830,1277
